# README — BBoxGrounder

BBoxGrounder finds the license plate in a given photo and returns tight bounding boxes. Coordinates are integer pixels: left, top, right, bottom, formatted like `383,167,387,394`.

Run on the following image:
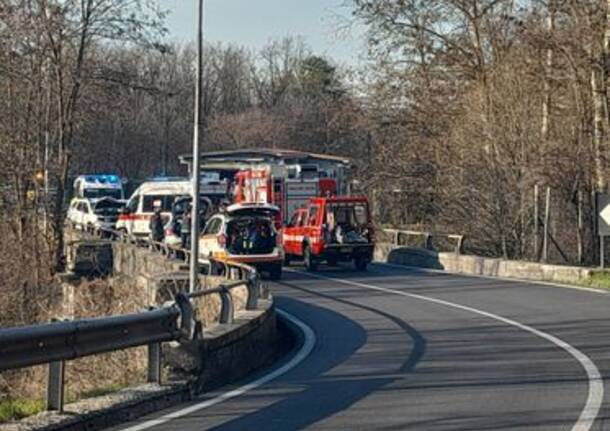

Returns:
341,247,353,253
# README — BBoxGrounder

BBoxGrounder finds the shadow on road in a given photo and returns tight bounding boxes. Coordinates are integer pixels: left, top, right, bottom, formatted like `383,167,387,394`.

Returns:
202,280,426,431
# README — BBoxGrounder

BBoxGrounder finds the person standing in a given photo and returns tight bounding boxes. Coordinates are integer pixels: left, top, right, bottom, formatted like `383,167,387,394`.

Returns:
181,203,192,249
149,204,165,243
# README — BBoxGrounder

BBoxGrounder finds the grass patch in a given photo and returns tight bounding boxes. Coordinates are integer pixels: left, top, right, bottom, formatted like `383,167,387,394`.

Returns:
586,271,610,289
0,384,128,423
0,399,45,423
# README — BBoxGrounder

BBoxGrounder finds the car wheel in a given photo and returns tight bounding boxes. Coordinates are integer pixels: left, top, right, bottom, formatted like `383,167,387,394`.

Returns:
304,244,318,272
269,264,282,280
354,256,369,271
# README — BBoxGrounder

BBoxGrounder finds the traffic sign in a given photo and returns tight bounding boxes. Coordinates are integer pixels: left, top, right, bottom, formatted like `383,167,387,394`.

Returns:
597,193,610,236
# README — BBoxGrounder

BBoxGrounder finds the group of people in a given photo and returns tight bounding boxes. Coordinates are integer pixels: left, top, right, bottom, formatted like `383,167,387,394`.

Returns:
149,201,197,248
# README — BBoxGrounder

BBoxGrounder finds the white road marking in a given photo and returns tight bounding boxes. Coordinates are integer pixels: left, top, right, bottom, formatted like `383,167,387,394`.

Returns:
119,309,316,431
291,269,604,431
374,261,609,294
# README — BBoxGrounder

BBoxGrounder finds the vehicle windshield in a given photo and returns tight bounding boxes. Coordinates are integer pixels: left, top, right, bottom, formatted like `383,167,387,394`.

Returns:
172,196,212,216
83,189,122,200
93,200,124,215
227,216,276,255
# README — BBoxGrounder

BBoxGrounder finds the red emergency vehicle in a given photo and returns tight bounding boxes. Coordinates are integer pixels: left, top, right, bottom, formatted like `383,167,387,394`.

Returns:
179,149,351,226
282,196,375,271
232,167,337,226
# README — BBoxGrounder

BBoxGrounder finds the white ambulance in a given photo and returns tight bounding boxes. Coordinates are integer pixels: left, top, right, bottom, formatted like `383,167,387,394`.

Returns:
116,179,192,238
73,174,125,200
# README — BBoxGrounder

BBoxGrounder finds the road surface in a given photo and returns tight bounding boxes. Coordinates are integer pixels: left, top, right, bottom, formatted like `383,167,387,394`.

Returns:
113,263,610,431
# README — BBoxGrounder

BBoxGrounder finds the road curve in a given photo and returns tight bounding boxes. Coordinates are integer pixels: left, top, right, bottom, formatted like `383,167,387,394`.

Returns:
112,263,610,431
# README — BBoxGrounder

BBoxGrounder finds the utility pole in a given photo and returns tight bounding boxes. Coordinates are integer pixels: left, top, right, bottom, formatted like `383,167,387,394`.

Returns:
189,0,204,293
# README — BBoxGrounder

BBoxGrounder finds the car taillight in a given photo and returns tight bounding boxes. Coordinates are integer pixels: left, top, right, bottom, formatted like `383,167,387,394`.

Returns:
217,233,227,247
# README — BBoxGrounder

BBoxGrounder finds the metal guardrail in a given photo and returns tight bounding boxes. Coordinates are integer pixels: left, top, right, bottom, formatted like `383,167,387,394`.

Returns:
85,226,265,320
1,226,265,413
382,228,465,255
139,237,264,319
0,293,193,412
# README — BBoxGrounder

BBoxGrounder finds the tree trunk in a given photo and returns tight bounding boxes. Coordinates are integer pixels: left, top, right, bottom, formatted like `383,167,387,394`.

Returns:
541,1,555,141
592,65,606,191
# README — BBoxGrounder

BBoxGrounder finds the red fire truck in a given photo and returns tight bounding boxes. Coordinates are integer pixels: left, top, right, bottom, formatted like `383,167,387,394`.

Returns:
232,166,337,226
179,149,352,225
282,196,375,271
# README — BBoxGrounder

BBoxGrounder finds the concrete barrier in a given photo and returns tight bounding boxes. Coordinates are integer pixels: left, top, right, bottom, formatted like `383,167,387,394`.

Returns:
375,243,595,285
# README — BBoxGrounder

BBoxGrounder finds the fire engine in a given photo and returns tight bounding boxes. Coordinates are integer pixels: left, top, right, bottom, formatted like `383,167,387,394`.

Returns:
179,149,352,225
232,166,338,225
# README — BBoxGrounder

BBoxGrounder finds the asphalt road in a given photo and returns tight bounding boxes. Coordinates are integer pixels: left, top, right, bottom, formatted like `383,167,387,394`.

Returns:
114,263,610,431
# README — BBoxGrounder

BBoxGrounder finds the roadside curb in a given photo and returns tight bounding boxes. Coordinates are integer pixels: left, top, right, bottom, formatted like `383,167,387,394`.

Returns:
373,261,610,295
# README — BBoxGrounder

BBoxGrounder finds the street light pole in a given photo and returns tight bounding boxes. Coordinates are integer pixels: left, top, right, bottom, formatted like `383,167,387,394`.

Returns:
189,0,204,293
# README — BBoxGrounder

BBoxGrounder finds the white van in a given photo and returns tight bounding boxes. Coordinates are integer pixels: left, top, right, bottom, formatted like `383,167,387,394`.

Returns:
116,180,192,237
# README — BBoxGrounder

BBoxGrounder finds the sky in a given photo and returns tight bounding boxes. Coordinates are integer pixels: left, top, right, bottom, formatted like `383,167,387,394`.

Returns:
159,0,367,66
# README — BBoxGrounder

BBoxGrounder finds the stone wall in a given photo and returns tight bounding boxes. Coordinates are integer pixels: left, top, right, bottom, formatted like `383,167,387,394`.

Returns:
375,243,595,284
64,238,249,326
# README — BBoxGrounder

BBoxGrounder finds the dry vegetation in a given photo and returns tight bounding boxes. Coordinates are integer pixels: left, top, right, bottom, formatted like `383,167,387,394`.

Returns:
0,277,148,420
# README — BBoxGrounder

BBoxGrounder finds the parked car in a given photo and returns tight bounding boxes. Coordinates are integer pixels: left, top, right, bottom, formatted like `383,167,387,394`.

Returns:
116,180,192,238
67,197,125,233
282,196,375,271
198,203,283,279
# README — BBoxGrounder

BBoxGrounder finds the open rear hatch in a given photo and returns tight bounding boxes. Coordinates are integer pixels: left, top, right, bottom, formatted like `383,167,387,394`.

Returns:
226,203,280,218
226,204,280,256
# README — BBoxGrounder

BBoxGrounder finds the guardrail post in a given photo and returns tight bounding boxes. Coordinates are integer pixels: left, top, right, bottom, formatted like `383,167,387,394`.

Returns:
147,343,162,384
219,286,234,324
245,276,259,310
47,360,65,412
175,292,194,340
456,236,465,255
